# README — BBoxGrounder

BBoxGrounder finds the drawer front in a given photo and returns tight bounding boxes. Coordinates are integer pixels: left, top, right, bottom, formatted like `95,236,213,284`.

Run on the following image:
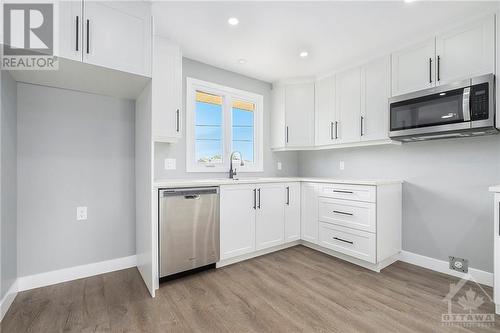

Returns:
319,184,376,203
319,222,376,263
319,198,376,233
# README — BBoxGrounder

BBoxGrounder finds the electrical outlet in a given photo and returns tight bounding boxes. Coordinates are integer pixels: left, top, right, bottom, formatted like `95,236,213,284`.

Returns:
277,161,282,170
449,256,468,273
339,161,345,170
76,206,87,221
164,158,176,170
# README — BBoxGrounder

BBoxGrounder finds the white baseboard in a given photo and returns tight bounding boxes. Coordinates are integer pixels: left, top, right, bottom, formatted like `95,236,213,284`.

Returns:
399,251,493,287
0,279,18,322
18,255,137,292
216,241,301,268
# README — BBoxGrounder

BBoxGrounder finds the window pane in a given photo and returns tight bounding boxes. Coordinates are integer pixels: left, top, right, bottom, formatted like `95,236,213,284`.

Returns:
195,91,223,163
232,100,254,163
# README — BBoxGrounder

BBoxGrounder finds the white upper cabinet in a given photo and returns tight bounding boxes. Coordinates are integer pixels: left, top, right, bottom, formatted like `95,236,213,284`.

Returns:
152,37,182,142
271,85,286,149
336,67,362,143
57,1,83,62
315,76,339,145
285,82,315,147
255,184,285,250
391,38,435,96
360,56,390,141
435,15,495,85
82,1,152,76
284,183,301,242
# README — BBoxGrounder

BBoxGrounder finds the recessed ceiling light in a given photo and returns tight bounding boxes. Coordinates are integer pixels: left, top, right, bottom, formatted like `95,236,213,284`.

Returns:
228,17,239,26
299,51,309,58
404,0,416,3
238,58,247,64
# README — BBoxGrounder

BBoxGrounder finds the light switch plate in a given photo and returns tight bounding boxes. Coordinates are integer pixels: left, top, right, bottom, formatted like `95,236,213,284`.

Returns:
339,161,345,170
277,161,282,170
76,206,87,221
164,158,176,170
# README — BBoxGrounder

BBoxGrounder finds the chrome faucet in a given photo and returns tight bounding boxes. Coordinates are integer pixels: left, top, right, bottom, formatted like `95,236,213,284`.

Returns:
229,151,244,179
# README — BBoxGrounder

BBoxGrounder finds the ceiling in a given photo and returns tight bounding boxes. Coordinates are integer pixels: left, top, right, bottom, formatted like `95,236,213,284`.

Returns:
152,1,498,83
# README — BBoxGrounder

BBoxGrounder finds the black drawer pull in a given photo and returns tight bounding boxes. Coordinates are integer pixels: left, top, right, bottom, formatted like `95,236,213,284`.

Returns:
333,210,353,216
333,190,353,194
333,237,353,245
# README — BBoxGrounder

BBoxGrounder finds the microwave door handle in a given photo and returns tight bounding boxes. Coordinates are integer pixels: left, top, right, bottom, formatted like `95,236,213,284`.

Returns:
462,87,471,122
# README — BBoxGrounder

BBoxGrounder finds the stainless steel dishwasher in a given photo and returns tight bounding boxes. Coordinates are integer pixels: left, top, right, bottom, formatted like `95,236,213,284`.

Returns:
159,187,219,278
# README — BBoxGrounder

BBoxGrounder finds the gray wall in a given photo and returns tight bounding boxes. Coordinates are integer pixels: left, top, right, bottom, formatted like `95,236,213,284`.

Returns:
1,72,18,298
154,58,298,180
17,83,136,276
298,135,500,272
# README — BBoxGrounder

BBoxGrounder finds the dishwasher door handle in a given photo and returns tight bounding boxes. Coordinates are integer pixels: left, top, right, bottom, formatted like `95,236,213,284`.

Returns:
184,195,200,200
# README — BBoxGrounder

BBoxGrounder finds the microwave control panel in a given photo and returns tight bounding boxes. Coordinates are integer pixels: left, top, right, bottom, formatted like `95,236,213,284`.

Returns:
470,83,489,121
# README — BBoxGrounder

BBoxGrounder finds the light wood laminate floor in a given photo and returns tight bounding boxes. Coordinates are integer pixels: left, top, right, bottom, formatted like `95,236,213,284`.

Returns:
2,245,499,332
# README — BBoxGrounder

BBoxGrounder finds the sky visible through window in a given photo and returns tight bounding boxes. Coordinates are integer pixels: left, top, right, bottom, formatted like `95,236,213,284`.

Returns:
232,106,254,163
195,101,223,163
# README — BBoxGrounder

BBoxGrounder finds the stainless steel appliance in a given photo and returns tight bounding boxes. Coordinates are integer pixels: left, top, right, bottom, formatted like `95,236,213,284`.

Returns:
159,187,219,278
389,74,496,141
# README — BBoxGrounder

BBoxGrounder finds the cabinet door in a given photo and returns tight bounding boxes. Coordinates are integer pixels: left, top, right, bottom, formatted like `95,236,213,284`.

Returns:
285,82,315,147
256,184,285,250
360,57,390,141
436,16,495,85
336,67,361,143
301,183,318,244
83,1,151,76
271,85,286,149
220,185,256,260
56,1,83,61
152,36,182,142
315,76,338,145
284,183,301,242
391,39,435,96
495,193,500,310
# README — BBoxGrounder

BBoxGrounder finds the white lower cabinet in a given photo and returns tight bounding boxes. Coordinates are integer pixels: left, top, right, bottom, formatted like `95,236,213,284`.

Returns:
284,183,301,242
301,183,319,244
255,184,285,250
220,184,256,260
493,192,500,314
220,182,299,261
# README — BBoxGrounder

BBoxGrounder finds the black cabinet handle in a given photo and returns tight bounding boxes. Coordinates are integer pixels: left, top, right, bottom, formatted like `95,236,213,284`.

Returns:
176,109,180,132
286,187,290,205
86,19,90,54
333,210,353,216
253,189,257,210
498,201,500,236
75,16,79,51
333,237,354,245
429,58,432,83
330,122,334,140
286,126,289,143
360,116,364,136
334,121,338,139
333,190,353,194
437,55,441,82
257,189,261,209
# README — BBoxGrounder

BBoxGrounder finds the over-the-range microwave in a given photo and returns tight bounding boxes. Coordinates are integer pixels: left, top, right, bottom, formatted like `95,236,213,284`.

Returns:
389,74,496,142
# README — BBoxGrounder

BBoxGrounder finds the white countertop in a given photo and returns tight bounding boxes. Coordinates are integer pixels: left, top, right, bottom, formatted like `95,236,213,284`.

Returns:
489,185,500,192
154,177,402,188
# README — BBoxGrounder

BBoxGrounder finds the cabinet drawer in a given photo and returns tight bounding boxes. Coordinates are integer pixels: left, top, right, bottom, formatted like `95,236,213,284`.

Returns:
319,198,376,233
319,184,376,203
319,222,376,263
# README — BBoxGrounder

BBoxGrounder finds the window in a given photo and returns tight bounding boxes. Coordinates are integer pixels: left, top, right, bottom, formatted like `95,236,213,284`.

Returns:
186,78,263,172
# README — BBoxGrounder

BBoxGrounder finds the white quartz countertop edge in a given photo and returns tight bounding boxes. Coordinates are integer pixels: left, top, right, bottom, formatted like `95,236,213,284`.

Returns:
489,185,500,192
154,177,403,188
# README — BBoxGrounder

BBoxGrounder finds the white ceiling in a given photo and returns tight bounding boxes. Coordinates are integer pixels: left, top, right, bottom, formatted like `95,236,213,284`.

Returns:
152,1,498,83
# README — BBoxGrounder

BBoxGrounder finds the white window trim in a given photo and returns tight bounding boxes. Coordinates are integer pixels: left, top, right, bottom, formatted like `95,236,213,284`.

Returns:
186,77,264,173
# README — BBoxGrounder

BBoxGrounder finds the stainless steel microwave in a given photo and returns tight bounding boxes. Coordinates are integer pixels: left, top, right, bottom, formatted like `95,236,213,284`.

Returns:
389,74,496,142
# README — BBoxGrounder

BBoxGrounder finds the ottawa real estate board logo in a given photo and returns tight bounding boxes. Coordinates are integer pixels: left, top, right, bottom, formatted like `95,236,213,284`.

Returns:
2,3,58,70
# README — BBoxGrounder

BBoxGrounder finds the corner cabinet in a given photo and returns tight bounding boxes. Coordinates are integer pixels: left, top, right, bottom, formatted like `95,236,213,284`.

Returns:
391,15,495,96
152,36,183,142
57,1,152,77
219,182,300,262
271,81,315,149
